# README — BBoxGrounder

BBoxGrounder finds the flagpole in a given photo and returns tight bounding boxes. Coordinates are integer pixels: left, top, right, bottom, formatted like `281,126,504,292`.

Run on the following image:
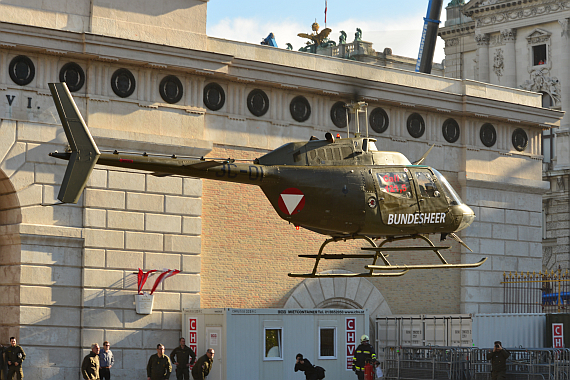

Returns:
324,0,327,27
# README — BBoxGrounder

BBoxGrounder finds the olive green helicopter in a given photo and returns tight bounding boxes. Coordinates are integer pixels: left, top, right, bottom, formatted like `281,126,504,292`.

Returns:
48,83,486,278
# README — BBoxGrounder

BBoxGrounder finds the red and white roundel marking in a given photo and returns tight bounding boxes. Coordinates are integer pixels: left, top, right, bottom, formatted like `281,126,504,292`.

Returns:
278,188,306,215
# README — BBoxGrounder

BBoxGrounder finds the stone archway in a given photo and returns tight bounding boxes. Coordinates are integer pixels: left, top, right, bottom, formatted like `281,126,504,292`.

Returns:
284,270,392,341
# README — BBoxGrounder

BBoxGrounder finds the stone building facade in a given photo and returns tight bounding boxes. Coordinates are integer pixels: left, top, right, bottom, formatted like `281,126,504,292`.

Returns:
438,0,570,272
0,1,563,379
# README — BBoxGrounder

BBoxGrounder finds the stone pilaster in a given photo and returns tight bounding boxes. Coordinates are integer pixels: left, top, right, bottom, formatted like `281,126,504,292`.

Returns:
501,29,517,88
475,33,490,83
559,18,570,129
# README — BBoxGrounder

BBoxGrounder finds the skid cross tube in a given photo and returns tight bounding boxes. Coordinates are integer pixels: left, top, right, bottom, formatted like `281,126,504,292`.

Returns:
288,235,409,278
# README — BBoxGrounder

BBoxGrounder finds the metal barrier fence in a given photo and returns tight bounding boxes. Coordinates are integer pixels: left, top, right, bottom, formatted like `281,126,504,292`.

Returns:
502,268,570,313
380,346,570,380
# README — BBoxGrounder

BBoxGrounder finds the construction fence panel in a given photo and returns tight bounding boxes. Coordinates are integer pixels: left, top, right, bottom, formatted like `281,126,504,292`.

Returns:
381,347,570,380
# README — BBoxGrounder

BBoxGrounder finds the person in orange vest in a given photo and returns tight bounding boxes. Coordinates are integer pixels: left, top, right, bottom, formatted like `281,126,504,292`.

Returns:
352,335,376,380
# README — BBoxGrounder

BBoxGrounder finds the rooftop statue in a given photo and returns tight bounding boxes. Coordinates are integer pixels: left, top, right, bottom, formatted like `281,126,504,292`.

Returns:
339,31,347,45
447,0,465,6
355,28,362,41
297,21,332,47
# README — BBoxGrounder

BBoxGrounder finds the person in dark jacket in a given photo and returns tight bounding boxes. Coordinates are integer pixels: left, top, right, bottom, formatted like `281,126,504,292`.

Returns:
191,349,214,380
294,353,317,380
147,344,172,380
487,341,510,380
0,343,5,380
352,335,376,380
5,337,26,380
170,338,196,380
81,343,100,380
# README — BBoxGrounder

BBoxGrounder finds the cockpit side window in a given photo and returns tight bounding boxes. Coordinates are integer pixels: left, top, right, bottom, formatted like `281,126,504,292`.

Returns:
376,171,412,198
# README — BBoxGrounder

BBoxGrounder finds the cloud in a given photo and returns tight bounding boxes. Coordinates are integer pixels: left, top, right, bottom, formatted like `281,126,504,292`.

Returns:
207,14,445,64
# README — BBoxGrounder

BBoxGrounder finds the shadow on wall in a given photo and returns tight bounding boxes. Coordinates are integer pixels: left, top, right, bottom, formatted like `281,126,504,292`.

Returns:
0,167,22,342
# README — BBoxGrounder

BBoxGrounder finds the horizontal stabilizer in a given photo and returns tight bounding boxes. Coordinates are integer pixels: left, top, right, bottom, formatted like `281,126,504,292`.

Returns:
49,83,100,203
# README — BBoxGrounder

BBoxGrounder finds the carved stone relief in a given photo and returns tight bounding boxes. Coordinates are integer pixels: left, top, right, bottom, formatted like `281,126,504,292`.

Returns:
445,38,459,47
493,48,504,80
501,28,517,42
475,33,490,45
520,68,561,106
474,1,570,27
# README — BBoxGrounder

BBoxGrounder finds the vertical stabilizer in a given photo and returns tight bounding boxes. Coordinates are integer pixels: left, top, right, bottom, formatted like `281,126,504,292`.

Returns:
49,83,100,203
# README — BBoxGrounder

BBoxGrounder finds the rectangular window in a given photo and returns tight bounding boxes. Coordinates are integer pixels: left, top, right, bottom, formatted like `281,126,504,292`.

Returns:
533,44,547,66
542,128,555,164
376,171,412,198
264,328,283,360
319,327,337,359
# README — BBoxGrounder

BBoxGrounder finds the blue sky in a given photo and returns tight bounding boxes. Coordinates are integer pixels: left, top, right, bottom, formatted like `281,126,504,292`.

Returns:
206,0,448,63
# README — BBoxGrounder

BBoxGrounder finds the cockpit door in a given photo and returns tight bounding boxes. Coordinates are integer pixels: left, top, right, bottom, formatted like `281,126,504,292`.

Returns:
408,168,449,220
372,168,419,225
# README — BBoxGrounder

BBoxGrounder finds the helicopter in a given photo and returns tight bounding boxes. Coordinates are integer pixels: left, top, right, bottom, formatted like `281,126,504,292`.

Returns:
47,82,486,278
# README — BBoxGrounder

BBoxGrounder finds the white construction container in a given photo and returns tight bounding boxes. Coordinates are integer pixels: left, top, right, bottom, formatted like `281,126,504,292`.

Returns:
376,314,472,349
376,313,546,351
182,308,369,380
472,313,546,348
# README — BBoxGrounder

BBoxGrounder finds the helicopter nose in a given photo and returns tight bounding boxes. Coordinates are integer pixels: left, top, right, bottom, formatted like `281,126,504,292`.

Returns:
454,204,475,231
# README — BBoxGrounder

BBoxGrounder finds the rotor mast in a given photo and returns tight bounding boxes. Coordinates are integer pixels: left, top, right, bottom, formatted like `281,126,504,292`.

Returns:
345,101,368,138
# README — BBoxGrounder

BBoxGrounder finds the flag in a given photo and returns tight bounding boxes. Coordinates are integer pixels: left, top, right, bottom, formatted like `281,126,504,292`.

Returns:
150,269,181,295
137,269,157,294
325,0,328,24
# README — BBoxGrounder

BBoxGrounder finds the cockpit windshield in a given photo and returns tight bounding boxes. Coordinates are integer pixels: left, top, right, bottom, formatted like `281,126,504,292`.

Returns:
368,140,378,151
431,169,463,206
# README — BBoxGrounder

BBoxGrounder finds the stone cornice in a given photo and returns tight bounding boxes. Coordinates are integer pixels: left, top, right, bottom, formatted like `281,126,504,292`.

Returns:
464,0,570,27
0,21,564,128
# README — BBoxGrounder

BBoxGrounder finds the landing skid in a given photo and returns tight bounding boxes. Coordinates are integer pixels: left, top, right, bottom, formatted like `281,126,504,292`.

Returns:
288,234,487,278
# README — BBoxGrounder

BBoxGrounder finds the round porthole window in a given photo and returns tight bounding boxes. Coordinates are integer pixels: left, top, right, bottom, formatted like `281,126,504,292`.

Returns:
330,101,350,128
159,75,183,104
442,118,460,143
512,128,528,152
290,96,311,122
59,62,85,92
9,55,35,86
111,68,136,98
407,113,425,138
369,107,389,134
203,82,225,111
247,89,269,117
480,123,497,147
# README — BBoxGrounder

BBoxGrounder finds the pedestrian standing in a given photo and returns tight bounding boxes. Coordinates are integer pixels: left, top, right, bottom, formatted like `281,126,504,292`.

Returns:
487,341,510,380
170,338,196,380
5,337,25,380
147,343,172,380
191,348,214,380
81,343,100,380
99,341,114,380
352,334,376,380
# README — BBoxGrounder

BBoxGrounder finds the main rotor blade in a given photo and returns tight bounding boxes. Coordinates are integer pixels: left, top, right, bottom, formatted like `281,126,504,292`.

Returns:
412,144,435,165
